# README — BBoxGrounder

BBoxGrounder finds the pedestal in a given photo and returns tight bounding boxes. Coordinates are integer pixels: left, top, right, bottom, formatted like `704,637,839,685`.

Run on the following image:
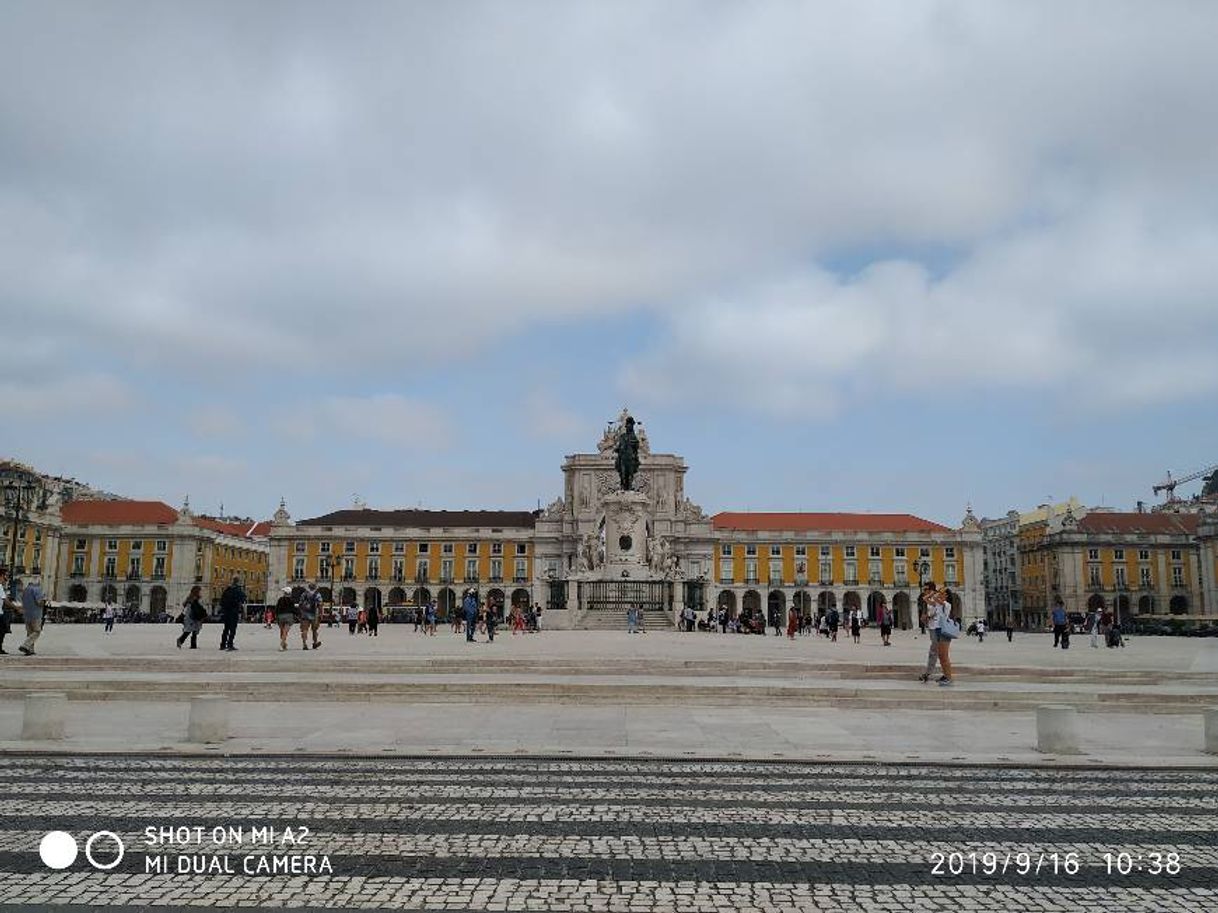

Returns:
602,490,650,577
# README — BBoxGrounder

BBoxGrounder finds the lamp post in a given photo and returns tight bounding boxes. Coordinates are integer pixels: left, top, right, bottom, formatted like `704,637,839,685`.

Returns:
1,464,50,581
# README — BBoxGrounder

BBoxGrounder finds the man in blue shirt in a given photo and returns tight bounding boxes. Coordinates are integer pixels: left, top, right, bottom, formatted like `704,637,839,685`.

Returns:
462,590,478,643
19,578,45,656
1051,597,1069,649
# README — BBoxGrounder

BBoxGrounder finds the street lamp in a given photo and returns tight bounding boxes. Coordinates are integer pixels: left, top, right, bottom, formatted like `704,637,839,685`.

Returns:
1,463,50,579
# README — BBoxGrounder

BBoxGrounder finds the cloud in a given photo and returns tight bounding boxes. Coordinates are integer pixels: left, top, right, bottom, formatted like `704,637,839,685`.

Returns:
188,405,244,439
276,394,452,449
1,374,136,421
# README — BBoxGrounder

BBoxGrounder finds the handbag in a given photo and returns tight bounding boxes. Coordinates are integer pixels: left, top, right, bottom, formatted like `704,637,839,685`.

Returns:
939,613,961,640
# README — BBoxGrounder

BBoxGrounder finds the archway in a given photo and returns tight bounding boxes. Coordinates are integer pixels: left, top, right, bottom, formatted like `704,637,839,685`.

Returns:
1114,594,1130,623
716,590,737,617
364,588,382,611
488,588,506,621
340,587,357,607
792,590,811,615
1087,594,1106,612
892,591,912,629
511,588,530,609
1170,595,1189,615
318,586,332,603
388,587,406,606
124,584,141,610
866,591,886,622
150,586,167,615
742,589,761,615
101,583,118,604
412,586,431,608
438,587,456,620
767,590,786,623
817,591,837,613
1137,595,1154,615
68,584,87,602
842,591,861,613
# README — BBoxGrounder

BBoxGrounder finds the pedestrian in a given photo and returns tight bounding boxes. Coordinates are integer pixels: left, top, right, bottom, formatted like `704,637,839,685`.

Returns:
15,578,45,656
975,618,986,643
218,576,245,652
297,582,322,650
626,604,638,634
462,590,478,642
274,586,296,651
850,608,861,644
918,582,956,685
681,603,695,632
534,602,543,632
1088,609,1101,649
366,601,379,636
827,606,839,642
1006,621,1014,642
426,600,437,636
879,606,893,646
485,603,497,642
102,602,116,634
0,568,13,654
786,605,798,640
719,607,729,633
918,583,939,682
346,601,359,634
1051,597,1068,648
176,585,207,649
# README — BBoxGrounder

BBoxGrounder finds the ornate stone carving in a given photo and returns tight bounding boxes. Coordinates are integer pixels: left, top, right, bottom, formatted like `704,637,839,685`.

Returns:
541,498,565,519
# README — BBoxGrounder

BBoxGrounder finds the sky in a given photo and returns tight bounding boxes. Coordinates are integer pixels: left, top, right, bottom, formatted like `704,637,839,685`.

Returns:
3,1,1217,526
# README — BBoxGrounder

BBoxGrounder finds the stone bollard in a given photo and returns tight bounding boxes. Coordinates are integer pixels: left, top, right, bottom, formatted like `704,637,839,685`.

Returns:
22,692,68,741
1036,704,1081,754
187,695,228,744
1205,708,1218,755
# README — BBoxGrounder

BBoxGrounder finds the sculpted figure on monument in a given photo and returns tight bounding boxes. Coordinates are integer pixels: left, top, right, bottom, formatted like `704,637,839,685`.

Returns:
614,415,641,491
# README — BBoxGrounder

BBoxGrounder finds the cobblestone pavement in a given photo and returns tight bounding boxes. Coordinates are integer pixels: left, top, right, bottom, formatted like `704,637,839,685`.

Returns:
0,755,1215,911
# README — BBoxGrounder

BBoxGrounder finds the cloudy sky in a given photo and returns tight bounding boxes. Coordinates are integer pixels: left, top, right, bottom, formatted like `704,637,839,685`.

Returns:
3,1,1217,524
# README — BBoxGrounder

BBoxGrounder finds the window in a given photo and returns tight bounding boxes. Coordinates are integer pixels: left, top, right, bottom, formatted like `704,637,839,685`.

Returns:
894,547,906,558
845,546,856,558
820,560,832,583
128,556,142,577
869,546,881,558
75,538,87,550
465,558,478,579
320,542,331,554
342,557,355,579
1171,549,1182,561
721,544,732,557
945,547,955,558
442,543,454,555
894,563,907,584
1113,549,1124,561
418,543,429,554
104,556,117,577
1140,566,1152,587
490,558,503,580
769,545,781,557
745,559,758,581
293,557,306,580
795,560,807,578
514,558,527,580
72,555,85,574
369,541,380,554
467,542,478,555
1114,566,1127,586
367,558,380,580
920,547,931,558
1172,566,1184,586
153,555,166,578
1138,549,1150,561
344,541,356,554
393,541,405,554
295,541,306,554
944,562,957,584
769,560,782,582
416,559,429,580
155,540,167,552
130,540,143,552
515,543,528,555
1089,565,1102,585
844,560,857,582
392,558,404,580
440,558,454,580
720,563,734,584
492,542,503,555
794,545,806,557
868,559,882,582
1088,549,1100,560
745,545,757,557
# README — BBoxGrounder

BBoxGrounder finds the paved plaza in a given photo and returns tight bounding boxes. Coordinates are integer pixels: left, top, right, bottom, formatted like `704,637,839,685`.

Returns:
0,755,1215,911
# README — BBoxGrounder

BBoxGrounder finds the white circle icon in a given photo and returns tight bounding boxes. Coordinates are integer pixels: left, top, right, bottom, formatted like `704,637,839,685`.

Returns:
39,831,79,869
84,831,125,871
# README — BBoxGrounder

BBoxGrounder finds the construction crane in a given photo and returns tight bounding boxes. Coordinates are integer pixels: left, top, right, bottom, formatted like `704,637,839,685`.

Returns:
1153,463,1218,502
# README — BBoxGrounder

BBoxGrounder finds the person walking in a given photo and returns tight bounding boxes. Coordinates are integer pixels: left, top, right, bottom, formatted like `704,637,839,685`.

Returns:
462,590,478,643
1088,609,1101,649
879,605,893,646
0,568,13,654
918,583,940,682
850,608,861,644
626,604,638,634
827,606,839,642
930,588,956,686
18,578,46,656
786,605,798,640
176,585,207,649
366,600,379,636
425,600,437,636
102,603,116,634
485,603,497,642
681,603,696,632
1051,597,1068,648
975,618,986,643
218,576,245,652
297,582,322,650
346,601,359,635
274,586,296,651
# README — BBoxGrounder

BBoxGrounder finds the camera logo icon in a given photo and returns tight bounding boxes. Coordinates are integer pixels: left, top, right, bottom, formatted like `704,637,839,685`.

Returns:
39,831,125,870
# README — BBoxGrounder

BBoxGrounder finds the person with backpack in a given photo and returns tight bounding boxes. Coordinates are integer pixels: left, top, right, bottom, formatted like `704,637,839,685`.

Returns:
176,585,207,650
827,606,840,642
218,576,245,652
274,586,296,651
297,582,322,650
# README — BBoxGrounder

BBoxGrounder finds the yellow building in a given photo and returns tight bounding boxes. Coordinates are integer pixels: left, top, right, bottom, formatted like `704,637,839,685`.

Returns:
710,510,982,629
57,499,269,615
268,502,537,619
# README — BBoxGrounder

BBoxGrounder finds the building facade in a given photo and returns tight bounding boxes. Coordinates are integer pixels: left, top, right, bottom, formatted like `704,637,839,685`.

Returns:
981,510,1020,626
267,503,537,619
1019,507,1206,622
55,499,269,614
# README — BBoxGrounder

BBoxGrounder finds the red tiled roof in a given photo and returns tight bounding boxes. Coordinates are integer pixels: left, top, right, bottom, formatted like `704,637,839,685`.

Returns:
61,500,178,526
1076,512,1199,536
298,509,538,529
712,512,951,533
